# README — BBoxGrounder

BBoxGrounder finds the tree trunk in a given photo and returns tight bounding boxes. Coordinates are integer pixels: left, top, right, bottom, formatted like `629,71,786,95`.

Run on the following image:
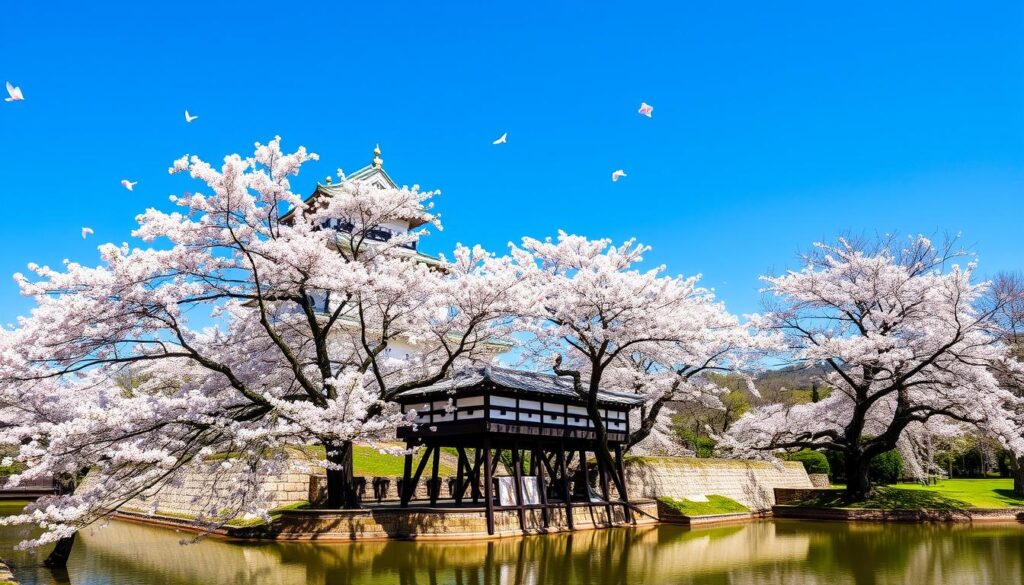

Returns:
43,532,76,568
324,440,358,509
844,450,872,501
44,473,78,568
1010,454,1024,498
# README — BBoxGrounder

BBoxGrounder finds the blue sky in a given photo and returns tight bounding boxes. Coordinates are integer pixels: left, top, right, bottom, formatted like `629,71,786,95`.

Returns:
1,1,1022,324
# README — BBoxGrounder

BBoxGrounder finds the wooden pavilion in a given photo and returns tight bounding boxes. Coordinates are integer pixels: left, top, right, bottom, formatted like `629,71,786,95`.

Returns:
392,365,644,535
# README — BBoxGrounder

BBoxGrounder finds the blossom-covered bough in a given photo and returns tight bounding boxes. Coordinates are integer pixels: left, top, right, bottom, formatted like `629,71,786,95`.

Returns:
0,138,522,558
720,236,1024,500
511,232,768,498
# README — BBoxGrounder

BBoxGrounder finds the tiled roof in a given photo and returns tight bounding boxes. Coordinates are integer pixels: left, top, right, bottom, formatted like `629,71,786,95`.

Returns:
394,365,645,408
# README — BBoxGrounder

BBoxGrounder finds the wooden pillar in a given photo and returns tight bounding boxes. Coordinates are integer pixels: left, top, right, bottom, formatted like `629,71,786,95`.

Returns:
430,443,441,506
455,446,467,505
484,438,495,535
535,444,550,528
512,444,526,530
470,448,483,503
401,440,414,509
557,443,574,529
597,448,612,523
579,448,594,519
615,443,633,523
403,444,434,507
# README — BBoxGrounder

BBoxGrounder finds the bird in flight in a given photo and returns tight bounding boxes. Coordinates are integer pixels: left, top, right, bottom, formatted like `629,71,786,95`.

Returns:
121,180,138,191
492,132,507,145
5,81,24,102
638,102,653,118
81,227,94,239
611,170,627,182
184,109,199,123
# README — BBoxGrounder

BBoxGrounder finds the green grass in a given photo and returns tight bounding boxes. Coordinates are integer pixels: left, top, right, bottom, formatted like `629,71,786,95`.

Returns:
204,444,455,477
0,500,30,515
658,495,750,516
797,479,1024,510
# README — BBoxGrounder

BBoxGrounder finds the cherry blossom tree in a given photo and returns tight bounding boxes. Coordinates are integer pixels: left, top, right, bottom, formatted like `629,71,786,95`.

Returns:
511,232,767,497
0,137,521,553
987,272,1024,495
721,236,1024,500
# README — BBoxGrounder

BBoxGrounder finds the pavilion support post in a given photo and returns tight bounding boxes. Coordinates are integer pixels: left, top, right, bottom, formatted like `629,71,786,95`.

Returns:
512,443,526,531
579,448,593,520
430,443,441,506
558,443,574,530
401,440,414,509
403,444,435,507
615,443,633,523
483,439,495,535
597,450,612,523
470,448,483,503
534,444,550,528
455,446,467,505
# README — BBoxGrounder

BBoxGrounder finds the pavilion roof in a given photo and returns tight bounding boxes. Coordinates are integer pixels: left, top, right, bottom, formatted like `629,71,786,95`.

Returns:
394,365,645,409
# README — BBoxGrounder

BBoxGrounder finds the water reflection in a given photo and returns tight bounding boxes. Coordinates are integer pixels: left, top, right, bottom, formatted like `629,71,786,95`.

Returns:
2,515,1022,585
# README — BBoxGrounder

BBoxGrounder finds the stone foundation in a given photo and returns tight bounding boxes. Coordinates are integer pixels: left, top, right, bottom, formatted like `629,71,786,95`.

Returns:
774,505,1024,523
625,457,812,511
808,473,830,488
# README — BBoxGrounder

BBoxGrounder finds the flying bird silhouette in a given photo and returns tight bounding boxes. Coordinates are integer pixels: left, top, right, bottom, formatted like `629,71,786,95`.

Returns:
638,102,653,117
611,170,627,182
184,110,199,123
5,81,24,102
81,227,94,239
121,180,138,191
492,132,507,145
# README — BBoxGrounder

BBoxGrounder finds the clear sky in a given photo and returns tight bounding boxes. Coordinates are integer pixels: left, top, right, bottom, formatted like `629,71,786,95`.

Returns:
1,1,1022,324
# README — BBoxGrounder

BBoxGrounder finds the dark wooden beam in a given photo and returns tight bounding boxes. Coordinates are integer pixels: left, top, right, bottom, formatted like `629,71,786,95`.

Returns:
558,443,573,530
429,443,441,506
401,440,414,509
454,446,468,504
615,443,633,523
484,439,495,536
534,444,550,528
512,444,526,530
403,444,435,506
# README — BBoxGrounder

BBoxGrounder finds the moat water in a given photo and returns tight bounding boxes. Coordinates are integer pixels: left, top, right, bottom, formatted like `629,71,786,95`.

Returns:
2,502,1023,584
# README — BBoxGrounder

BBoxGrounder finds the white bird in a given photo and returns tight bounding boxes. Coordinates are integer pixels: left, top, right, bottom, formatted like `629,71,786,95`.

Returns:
121,179,138,191
5,81,24,102
492,132,507,145
638,102,653,117
81,227,94,239
184,109,199,123
611,170,627,182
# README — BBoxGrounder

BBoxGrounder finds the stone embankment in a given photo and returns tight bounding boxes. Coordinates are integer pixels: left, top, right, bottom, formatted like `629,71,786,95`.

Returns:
773,488,1024,522
101,452,814,537
625,457,813,511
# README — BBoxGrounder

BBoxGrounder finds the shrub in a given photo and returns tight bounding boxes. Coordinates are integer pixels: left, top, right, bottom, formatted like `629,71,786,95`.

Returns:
785,449,830,475
869,449,903,485
676,429,716,458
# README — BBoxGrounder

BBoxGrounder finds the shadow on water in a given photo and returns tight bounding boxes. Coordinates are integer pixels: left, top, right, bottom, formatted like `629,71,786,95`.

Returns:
2,510,1023,585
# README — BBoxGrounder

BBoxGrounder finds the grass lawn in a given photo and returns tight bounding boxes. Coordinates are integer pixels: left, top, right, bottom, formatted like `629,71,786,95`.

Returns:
658,495,749,516
800,479,1024,510
0,500,30,515
301,444,456,477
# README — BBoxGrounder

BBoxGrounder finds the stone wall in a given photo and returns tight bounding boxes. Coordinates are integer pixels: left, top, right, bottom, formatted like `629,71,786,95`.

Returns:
625,457,812,511
85,462,318,520
271,501,659,540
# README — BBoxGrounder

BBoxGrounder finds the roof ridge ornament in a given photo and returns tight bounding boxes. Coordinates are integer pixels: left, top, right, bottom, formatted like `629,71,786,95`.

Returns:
372,144,383,169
